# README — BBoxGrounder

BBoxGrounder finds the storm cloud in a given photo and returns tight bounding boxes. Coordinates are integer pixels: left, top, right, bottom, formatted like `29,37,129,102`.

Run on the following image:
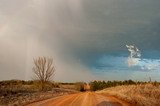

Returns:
0,0,160,81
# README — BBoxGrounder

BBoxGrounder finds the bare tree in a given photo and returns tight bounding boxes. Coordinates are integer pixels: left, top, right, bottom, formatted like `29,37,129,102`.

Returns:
33,57,55,90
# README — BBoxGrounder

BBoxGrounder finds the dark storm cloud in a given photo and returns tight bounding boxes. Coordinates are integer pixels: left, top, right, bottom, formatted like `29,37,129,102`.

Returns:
0,0,160,81
41,0,160,59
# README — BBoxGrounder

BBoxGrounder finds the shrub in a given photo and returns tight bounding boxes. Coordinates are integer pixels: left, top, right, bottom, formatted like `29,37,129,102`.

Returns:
89,80,151,91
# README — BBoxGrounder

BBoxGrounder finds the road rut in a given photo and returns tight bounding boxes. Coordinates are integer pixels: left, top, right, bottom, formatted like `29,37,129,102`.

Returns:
27,92,131,106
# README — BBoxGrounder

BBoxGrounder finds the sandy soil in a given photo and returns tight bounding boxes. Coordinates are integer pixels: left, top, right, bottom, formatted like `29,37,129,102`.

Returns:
26,92,131,106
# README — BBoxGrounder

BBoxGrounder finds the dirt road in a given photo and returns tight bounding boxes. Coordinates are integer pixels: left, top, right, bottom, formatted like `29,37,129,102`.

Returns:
27,92,131,106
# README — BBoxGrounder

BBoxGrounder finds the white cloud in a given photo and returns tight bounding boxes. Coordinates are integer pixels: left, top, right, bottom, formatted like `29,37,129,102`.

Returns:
126,44,160,71
137,59,160,71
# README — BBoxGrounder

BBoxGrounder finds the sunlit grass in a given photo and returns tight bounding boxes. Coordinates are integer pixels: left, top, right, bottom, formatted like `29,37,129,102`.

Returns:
97,83,160,106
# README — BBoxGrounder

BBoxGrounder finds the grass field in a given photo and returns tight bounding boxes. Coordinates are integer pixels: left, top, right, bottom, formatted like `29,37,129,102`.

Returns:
0,80,79,106
97,83,160,106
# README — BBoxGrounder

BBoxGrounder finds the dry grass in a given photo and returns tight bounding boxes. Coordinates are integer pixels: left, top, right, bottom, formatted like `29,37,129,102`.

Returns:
97,83,160,106
0,85,78,106
59,84,76,89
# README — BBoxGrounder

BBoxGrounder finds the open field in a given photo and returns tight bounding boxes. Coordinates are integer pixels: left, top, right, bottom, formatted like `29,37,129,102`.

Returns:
0,88,78,106
1,80,160,106
97,83,160,106
0,80,79,106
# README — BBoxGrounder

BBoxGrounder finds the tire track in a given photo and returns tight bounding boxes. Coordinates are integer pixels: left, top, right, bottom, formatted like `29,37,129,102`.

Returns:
26,92,131,106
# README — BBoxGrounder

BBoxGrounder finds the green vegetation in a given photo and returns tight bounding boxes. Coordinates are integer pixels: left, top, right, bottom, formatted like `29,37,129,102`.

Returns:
89,80,160,91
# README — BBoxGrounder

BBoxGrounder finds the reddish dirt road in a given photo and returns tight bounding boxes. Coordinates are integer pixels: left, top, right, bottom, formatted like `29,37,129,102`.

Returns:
27,92,131,106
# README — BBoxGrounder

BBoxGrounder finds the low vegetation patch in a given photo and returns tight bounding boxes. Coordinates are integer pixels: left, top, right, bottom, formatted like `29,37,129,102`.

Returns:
0,80,78,106
97,83,160,106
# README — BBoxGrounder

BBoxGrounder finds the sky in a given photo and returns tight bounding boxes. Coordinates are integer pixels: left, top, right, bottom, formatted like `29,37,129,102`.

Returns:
0,0,160,82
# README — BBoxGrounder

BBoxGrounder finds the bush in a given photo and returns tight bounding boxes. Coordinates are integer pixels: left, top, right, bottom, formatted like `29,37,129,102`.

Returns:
89,80,152,91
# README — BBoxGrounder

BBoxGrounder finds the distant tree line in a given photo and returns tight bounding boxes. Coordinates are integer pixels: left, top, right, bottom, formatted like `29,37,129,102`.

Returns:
89,80,160,91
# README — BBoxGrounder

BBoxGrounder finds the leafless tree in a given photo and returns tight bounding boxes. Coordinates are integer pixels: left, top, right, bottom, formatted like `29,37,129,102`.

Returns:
33,57,55,90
